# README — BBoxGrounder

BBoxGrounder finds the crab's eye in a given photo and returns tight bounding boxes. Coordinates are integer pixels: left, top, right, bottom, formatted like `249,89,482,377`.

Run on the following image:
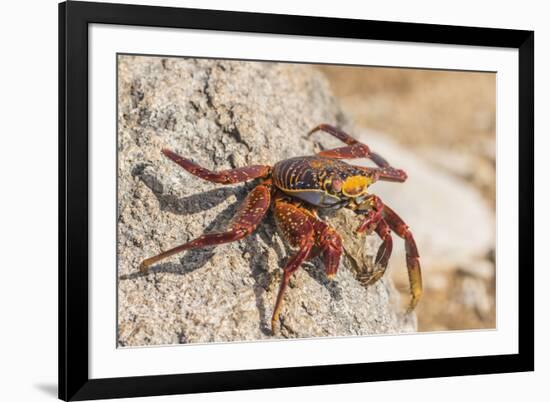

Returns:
330,177,343,192
324,176,343,193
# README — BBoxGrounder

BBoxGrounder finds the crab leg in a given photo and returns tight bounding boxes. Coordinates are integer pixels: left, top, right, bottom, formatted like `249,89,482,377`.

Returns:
354,196,428,299
317,143,388,164
162,148,271,184
308,123,360,146
353,218,394,288
319,144,374,160
271,241,314,334
351,196,392,286
271,196,343,332
374,219,393,271
355,194,385,233
308,124,392,167
353,165,408,183
140,183,271,273
271,198,315,333
318,225,343,279
382,204,422,312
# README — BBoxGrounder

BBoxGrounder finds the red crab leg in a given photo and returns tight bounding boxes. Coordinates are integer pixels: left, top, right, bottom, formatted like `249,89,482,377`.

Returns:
304,219,344,279
271,196,343,332
305,124,408,182
162,148,271,184
140,183,271,273
271,198,315,333
352,196,392,286
274,195,343,278
356,195,385,233
308,123,360,146
382,204,422,312
374,218,393,270
318,225,343,279
353,165,408,183
354,218,394,288
307,125,403,176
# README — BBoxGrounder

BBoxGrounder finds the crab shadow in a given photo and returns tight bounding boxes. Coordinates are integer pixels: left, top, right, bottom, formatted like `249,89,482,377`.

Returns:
121,166,288,335
121,165,344,335
131,162,242,216
243,220,286,335
301,258,343,302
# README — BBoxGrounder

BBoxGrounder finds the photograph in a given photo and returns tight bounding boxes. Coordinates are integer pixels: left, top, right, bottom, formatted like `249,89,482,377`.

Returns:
54,1,534,400
116,54,496,347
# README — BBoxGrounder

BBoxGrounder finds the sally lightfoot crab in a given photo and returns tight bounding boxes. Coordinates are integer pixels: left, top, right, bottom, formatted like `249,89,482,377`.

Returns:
139,124,422,333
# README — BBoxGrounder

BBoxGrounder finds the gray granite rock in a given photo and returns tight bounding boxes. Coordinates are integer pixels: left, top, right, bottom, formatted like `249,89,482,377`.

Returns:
117,55,415,346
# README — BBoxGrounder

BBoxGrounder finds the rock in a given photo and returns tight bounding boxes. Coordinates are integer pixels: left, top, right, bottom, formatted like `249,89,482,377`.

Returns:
117,56,415,346
418,145,496,203
456,259,495,281
454,276,493,317
347,131,495,289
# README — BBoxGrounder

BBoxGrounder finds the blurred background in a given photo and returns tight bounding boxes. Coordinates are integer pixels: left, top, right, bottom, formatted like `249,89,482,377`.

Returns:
316,65,496,332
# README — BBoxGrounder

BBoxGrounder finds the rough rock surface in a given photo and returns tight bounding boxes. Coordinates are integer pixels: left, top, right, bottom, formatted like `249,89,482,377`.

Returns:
117,55,415,346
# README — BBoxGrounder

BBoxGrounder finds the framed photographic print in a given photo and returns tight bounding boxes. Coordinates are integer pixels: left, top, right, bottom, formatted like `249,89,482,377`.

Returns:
59,1,534,400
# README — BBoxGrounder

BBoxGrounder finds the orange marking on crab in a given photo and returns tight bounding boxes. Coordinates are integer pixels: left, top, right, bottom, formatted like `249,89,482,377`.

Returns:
341,175,372,197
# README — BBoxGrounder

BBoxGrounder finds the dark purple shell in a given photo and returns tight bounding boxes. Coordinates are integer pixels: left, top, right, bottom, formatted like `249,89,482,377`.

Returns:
271,156,365,208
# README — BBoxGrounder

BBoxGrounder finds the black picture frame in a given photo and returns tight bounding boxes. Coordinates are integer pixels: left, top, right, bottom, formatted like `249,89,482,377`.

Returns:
59,1,534,400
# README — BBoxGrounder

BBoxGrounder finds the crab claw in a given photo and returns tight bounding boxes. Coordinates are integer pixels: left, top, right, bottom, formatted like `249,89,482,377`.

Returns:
356,195,384,234
356,218,376,234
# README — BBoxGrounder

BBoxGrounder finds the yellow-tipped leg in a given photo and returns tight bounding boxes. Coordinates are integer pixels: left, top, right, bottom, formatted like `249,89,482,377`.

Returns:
406,257,423,314
381,204,422,314
139,260,151,274
140,254,169,274
271,310,281,335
